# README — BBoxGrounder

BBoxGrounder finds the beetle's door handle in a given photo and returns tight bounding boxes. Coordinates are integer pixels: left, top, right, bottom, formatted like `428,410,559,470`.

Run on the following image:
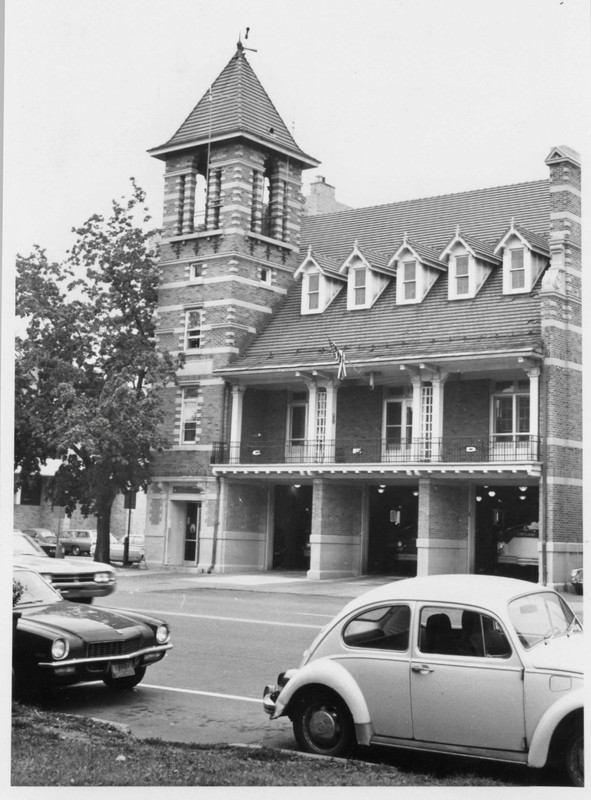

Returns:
411,663,435,674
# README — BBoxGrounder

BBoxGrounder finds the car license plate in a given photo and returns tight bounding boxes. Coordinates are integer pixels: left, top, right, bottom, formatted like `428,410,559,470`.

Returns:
111,661,135,678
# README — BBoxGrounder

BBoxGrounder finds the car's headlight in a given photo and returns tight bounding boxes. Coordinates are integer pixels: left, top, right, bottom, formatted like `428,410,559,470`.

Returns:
51,638,69,660
156,624,170,644
94,572,114,583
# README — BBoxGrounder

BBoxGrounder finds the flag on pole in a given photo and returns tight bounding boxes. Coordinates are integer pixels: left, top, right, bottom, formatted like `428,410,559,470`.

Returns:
327,337,347,380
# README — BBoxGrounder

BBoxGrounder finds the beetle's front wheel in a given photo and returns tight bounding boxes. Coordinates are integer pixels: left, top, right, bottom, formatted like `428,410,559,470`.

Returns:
564,721,584,787
292,690,355,757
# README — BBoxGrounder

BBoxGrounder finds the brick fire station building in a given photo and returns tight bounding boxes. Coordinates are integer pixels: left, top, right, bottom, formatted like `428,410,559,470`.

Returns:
145,43,582,588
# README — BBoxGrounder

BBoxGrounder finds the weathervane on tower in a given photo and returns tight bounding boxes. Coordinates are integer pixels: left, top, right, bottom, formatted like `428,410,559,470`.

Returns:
238,27,258,53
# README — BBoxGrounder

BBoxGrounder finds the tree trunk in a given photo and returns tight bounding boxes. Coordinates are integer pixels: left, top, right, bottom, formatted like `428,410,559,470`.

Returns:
93,495,115,564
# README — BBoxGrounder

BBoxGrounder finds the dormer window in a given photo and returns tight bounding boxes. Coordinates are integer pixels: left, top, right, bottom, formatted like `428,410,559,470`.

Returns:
494,222,549,295
402,261,417,301
509,248,525,290
390,235,445,305
306,272,320,311
295,248,346,315
341,243,393,310
440,227,499,300
352,267,367,306
455,255,470,295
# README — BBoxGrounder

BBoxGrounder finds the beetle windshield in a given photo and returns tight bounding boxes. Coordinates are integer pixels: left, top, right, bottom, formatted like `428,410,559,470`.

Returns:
14,569,61,606
508,591,581,648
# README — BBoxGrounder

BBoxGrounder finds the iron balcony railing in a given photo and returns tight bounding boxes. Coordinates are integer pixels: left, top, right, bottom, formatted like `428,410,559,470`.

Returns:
211,436,541,466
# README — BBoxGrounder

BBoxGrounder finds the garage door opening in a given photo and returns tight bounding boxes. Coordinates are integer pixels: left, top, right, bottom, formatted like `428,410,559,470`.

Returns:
475,485,539,581
272,485,312,570
368,486,418,576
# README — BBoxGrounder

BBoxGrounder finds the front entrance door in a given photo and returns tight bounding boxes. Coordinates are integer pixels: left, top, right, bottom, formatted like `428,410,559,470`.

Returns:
184,502,201,565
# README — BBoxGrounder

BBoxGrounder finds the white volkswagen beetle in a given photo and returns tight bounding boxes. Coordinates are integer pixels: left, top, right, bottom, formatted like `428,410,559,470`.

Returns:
263,574,584,786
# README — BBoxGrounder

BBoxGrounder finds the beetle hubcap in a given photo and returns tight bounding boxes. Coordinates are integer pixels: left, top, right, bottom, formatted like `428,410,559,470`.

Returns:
309,708,338,743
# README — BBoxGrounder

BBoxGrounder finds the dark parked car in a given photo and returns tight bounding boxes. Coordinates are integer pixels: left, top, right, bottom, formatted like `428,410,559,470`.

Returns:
13,532,116,603
58,529,97,556
21,528,57,557
13,566,172,695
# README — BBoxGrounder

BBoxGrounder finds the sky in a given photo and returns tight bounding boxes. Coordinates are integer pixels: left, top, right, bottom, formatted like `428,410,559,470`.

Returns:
2,0,590,266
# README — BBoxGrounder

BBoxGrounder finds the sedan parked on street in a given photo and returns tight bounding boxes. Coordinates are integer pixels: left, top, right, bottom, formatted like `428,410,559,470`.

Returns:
91,535,146,565
13,566,172,695
110,535,146,565
13,532,116,603
263,574,584,786
58,529,97,556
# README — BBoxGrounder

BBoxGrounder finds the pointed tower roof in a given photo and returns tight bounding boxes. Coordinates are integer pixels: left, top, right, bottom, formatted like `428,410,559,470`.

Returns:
149,42,319,168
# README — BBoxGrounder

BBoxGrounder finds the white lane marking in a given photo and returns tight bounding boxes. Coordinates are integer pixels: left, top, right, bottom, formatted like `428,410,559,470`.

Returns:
142,684,260,703
112,606,320,629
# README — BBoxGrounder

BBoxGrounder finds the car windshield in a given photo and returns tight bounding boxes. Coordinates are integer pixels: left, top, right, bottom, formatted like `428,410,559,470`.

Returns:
14,569,60,606
508,591,582,648
13,533,48,557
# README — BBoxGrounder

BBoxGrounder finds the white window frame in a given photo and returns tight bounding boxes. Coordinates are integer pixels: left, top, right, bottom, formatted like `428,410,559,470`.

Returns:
491,380,531,458
285,393,308,460
382,391,413,460
509,248,526,291
181,386,200,444
349,266,367,308
403,260,417,301
306,271,320,312
184,308,202,350
454,254,470,296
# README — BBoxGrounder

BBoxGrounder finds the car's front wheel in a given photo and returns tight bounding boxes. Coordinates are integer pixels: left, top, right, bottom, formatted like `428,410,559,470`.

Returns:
71,545,81,556
563,721,584,787
292,689,355,757
103,666,146,690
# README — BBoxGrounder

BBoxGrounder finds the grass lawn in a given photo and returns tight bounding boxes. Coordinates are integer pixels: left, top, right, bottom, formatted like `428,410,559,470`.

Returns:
11,702,542,787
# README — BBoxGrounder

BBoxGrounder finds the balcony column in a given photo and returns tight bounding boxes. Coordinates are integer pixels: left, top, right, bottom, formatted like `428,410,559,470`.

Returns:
410,375,422,459
527,366,540,446
229,385,245,463
324,381,338,460
431,372,448,460
305,381,318,462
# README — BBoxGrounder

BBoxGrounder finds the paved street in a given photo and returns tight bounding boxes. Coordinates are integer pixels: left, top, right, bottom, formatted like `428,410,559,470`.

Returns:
30,564,583,783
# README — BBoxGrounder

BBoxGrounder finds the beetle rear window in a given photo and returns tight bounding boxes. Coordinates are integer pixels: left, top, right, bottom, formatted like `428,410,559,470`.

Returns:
343,604,410,651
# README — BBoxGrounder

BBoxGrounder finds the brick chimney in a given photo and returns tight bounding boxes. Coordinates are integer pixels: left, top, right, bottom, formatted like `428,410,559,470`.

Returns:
304,176,350,215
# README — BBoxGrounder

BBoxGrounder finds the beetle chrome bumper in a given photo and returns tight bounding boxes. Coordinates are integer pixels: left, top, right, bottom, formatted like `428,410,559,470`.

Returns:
263,684,280,716
263,670,295,716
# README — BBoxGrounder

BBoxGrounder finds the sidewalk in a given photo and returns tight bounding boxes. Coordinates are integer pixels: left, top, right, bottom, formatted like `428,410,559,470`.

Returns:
112,564,584,613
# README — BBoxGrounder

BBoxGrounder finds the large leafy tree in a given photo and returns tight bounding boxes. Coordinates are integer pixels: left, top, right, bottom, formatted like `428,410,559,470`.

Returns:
15,182,180,562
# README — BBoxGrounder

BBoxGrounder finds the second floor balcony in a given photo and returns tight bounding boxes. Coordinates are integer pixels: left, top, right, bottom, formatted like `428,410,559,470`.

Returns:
212,435,541,469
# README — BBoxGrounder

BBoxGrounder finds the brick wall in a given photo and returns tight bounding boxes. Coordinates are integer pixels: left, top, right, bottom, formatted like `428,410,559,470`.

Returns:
442,379,490,438
335,386,383,439
418,480,470,541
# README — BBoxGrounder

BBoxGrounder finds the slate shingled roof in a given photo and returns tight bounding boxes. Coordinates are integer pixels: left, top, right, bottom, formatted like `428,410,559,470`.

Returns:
223,179,549,376
149,44,318,167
